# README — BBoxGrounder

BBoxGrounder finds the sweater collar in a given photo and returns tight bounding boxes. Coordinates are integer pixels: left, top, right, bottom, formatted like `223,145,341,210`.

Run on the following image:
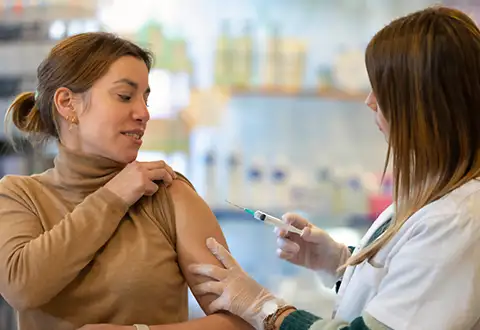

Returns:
50,143,125,196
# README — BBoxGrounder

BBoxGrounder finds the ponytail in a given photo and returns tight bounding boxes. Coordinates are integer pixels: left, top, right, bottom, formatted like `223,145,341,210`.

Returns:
5,91,53,146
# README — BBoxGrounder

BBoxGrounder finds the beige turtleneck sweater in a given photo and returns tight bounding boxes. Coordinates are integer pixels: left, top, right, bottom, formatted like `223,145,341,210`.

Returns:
0,145,194,329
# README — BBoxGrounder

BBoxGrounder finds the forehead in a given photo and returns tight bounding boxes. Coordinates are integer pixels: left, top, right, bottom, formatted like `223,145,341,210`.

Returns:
97,56,149,88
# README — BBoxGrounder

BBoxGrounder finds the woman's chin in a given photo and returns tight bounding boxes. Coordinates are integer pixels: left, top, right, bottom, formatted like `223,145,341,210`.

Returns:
113,150,139,164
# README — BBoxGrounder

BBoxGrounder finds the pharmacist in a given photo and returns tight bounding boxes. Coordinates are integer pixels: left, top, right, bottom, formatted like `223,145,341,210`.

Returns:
189,6,480,330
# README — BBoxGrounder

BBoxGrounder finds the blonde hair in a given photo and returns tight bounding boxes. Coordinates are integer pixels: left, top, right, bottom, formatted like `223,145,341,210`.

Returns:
6,32,153,145
348,6,480,266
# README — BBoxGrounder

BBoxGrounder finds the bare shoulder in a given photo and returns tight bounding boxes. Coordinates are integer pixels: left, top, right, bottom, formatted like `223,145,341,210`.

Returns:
167,172,202,207
168,172,196,194
167,172,223,236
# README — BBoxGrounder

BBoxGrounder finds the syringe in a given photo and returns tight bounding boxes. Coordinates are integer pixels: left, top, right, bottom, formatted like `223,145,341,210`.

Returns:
225,200,303,235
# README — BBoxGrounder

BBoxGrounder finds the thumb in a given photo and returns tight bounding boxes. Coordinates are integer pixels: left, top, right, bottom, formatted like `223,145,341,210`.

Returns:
301,226,326,243
206,238,237,269
209,296,227,313
282,212,310,229
144,181,159,196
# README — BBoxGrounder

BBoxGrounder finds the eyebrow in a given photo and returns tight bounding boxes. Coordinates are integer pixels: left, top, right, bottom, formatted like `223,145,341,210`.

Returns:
113,78,150,94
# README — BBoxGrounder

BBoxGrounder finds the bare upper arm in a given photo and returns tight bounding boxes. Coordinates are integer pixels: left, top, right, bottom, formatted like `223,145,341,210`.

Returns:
169,179,229,314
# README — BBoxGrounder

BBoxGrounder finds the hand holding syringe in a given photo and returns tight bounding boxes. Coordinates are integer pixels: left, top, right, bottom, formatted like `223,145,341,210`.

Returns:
225,200,304,235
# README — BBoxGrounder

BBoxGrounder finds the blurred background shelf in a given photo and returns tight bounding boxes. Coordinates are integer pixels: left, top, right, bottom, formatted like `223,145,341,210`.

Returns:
230,88,368,102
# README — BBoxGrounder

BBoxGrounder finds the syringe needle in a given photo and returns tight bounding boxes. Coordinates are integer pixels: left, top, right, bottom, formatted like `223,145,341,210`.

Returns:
225,199,244,210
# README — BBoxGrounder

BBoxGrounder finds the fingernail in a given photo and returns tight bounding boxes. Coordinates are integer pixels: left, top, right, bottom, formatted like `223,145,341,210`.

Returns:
206,237,216,249
301,227,310,236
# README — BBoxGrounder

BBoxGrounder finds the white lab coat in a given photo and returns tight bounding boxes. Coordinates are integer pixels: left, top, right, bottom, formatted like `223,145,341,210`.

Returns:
333,180,480,330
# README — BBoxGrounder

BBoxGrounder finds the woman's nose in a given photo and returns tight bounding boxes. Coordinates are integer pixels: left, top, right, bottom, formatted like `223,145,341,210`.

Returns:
365,91,378,112
133,102,150,123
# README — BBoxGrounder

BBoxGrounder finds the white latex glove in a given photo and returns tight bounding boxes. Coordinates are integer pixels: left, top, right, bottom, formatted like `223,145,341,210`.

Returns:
275,213,351,286
190,238,287,330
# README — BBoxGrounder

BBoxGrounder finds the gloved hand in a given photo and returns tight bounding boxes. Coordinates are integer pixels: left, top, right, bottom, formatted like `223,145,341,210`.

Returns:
275,213,351,286
190,238,287,330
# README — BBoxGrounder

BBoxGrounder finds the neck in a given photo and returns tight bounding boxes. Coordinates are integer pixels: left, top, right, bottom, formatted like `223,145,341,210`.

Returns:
50,143,125,199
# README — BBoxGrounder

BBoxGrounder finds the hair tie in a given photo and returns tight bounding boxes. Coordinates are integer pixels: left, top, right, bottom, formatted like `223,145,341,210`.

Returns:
34,90,39,101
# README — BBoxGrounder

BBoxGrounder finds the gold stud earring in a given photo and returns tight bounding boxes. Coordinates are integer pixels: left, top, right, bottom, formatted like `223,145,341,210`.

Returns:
66,115,78,131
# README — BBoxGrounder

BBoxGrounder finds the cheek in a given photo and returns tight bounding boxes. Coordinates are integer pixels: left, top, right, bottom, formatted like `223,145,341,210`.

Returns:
377,111,389,133
84,94,119,126
80,106,118,139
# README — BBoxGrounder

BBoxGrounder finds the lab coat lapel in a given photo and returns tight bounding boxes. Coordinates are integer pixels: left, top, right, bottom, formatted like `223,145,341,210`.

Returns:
333,204,395,318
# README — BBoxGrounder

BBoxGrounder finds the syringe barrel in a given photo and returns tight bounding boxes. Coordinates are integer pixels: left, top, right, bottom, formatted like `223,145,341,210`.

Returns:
254,211,284,226
253,210,267,221
254,210,303,235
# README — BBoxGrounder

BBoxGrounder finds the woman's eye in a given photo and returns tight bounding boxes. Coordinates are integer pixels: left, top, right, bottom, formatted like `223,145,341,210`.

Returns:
118,94,131,102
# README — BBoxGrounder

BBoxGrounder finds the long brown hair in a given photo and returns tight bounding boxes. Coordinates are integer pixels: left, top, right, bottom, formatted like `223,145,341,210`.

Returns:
6,32,153,145
348,6,480,266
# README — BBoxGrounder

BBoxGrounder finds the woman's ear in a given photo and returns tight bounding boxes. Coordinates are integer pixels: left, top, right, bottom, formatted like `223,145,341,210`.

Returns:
53,87,76,120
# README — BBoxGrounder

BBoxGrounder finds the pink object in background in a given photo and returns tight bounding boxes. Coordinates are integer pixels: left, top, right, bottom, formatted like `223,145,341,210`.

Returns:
368,194,392,221
365,172,393,221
